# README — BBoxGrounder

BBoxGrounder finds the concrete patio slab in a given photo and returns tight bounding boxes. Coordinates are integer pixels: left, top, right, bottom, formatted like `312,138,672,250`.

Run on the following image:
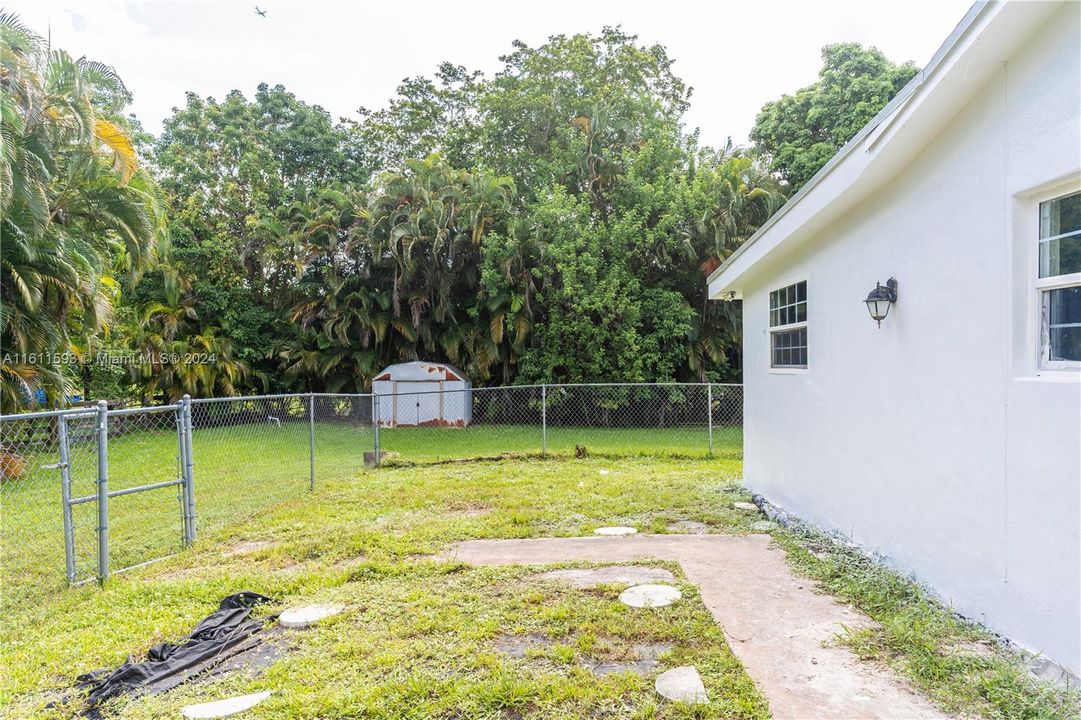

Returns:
619,583,681,608
443,534,944,720
536,565,675,588
593,526,637,536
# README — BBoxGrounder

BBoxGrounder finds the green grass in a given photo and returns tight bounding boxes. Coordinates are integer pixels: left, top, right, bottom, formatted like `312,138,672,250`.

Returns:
2,455,769,719
378,423,738,461
0,420,737,609
1,436,1074,719
773,524,1079,720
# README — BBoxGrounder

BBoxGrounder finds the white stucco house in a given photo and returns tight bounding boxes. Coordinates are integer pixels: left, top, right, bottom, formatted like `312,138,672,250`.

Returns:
709,0,1080,678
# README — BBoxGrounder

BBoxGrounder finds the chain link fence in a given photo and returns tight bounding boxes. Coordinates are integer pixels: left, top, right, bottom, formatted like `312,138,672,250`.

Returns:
373,383,743,462
0,383,740,602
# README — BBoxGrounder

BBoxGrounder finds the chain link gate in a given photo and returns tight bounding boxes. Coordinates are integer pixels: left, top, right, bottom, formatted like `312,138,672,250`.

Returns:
2,384,741,599
62,402,195,584
0,401,195,601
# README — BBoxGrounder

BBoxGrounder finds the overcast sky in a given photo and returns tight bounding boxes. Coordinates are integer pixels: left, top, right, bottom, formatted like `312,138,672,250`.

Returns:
11,0,975,148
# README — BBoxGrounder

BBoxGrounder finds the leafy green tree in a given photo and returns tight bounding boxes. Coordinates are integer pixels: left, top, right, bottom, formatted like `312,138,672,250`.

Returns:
143,84,362,394
750,43,918,191
282,157,518,390
477,27,690,206
352,63,482,174
0,13,164,411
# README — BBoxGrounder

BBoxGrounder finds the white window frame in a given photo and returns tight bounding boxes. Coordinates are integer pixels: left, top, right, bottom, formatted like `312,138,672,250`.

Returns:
768,280,808,373
1035,191,1081,371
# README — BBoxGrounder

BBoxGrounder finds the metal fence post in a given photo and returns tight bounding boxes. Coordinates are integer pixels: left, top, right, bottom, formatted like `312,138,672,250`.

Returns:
707,383,714,457
308,393,316,491
372,393,381,466
181,394,196,544
176,403,190,545
541,384,548,456
95,400,109,585
57,414,76,584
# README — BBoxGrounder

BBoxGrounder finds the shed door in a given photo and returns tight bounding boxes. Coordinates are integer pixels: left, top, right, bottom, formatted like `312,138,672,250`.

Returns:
394,381,442,425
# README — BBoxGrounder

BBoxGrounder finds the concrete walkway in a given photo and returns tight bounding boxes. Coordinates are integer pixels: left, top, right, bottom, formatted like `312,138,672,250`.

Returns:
443,534,944,720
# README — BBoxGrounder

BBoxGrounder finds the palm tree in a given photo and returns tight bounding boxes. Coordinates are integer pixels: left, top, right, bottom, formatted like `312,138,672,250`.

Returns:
281,156,517,390
681,152,786,380
0,13,164,411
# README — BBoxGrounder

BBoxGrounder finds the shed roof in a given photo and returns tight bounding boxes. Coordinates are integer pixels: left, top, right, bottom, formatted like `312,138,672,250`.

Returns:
373,361,469,383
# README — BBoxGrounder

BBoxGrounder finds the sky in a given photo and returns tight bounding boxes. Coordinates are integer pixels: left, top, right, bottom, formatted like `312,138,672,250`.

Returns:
10,0,976,148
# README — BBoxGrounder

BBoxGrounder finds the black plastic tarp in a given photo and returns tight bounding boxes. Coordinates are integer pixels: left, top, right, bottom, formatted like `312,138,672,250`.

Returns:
74,591,275,713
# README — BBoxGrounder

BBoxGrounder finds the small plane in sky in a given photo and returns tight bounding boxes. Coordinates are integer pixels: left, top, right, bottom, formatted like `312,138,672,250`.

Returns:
254,6,268,17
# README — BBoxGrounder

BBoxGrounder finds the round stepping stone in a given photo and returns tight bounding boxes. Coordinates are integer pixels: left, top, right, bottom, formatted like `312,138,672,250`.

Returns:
619,584,681,608
594,526,637,536
751,520,776,531
538,566,675,588
182,690,271,718
279,603,344,628
732,501,759,512
655,666,709,704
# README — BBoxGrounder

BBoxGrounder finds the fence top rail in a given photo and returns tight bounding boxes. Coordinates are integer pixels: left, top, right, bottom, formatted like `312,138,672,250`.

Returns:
190,393,306,404
0,407,98,422
525,382,741,389
1,383,741,420
372,382,742,397
107,404,180,417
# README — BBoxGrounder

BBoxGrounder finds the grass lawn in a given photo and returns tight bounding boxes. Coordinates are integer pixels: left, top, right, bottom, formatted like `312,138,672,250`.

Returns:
1,420,737,608
1,443,1075,719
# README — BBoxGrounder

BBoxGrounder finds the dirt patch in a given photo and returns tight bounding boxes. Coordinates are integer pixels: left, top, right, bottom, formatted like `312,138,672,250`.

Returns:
494,633,673,678
444,501,493,518
666,520,709,534
494,633,555,658
223,540,276,557
331,555,368,571
271,561,305,576
203,625,287,678
582,641,673,677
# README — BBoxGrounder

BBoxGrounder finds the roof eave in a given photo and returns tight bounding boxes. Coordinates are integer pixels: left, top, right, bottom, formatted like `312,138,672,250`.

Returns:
707,0,1002,298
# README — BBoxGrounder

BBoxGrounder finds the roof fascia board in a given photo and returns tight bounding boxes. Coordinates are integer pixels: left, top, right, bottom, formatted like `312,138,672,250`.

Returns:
707,1,1061,298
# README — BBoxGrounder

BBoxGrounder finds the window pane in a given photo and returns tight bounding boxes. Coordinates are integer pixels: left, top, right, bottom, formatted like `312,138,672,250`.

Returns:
1047,286,1081,362
1039,232,1081,278
768,280,808,327
1050,327,1081,361
770,326,808,368
1040,192,1081,239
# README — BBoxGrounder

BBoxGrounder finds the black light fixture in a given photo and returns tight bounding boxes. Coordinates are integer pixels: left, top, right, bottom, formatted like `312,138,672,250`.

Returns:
864,277,898,327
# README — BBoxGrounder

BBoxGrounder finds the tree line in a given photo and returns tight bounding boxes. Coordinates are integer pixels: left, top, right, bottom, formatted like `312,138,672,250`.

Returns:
0,12,917,411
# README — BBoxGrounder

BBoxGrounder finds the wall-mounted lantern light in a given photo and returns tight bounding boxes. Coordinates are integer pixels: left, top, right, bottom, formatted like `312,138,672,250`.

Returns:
864,277,898,327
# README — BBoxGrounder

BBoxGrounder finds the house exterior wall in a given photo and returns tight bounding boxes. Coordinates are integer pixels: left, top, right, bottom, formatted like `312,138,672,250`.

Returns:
739,4,1080,673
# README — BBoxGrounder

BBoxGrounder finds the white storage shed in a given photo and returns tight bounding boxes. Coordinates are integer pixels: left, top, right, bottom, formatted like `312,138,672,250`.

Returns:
372,361,472,427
